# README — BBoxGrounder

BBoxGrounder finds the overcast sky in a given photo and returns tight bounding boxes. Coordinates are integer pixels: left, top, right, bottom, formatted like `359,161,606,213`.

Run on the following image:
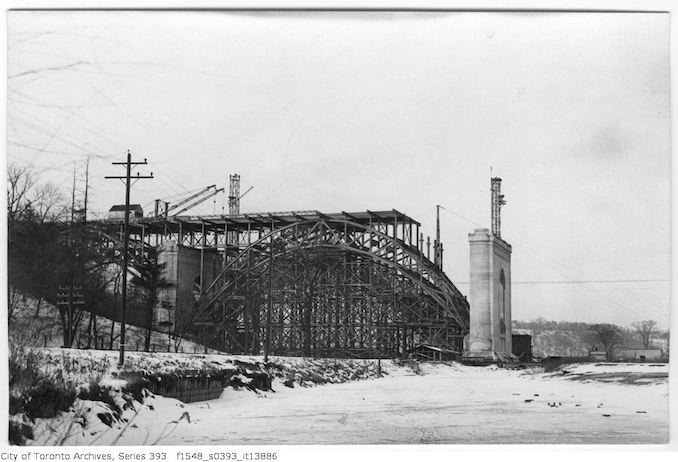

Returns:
6,11,671,328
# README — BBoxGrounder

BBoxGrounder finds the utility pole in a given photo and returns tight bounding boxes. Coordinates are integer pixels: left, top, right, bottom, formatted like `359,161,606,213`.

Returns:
433,205,443,269
105,150,153,366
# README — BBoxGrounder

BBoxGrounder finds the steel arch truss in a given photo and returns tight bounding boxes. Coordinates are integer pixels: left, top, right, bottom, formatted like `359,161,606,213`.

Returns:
193,218,469,358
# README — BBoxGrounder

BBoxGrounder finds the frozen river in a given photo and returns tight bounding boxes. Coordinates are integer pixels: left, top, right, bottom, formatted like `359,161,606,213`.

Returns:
154,363,669,445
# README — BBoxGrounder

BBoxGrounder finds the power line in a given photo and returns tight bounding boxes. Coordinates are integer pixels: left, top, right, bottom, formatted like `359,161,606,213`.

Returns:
437,204,667,318
454,279,669,285
151,164,193,195
9,108,114,159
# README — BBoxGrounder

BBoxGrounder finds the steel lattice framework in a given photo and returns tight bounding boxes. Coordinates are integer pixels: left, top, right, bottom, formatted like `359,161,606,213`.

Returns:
90,210,470,358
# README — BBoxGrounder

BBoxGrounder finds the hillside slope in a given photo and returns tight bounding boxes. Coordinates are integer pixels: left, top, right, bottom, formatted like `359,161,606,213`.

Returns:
9,295,216,354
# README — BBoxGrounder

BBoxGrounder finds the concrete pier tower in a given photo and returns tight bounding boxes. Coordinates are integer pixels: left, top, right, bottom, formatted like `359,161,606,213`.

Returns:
465,178,512,359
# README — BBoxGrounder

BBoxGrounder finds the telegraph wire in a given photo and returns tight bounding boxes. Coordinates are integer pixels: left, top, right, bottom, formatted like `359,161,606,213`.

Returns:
454,279,669,284
437,204,667,319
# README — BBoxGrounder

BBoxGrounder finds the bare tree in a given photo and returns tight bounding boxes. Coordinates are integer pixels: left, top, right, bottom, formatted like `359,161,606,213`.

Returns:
7,163,67,222
7,163,35,224
7,286,24,321
8,161,72,223
632,320,657,349
590,324,623,361
32,182,69,223
7,162,70,324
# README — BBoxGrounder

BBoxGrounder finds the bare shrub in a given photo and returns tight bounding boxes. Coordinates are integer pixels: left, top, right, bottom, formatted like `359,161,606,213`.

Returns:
8,337,76,420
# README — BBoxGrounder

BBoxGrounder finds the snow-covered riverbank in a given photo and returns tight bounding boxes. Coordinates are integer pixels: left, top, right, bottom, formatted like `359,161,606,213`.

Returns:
24,359,669,445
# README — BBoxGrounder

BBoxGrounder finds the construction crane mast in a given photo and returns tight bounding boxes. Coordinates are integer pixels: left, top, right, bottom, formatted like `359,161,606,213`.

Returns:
491,177,506,238
228,174,240,216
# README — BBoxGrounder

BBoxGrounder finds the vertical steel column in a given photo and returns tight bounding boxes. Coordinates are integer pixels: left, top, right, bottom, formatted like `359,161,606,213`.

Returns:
223,222,228,268
264,219,273,361
140,225,145,262
222,222,230,350
341,220,346,351
392,214,398,356
163,202,169,243
294,256,299,351
246,220,254,353
200,221,205,296
368,216,374,351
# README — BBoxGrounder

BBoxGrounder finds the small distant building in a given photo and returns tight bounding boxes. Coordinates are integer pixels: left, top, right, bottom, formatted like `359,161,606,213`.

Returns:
511,329,533,362
108,204,144,221
588,350,607,361
621,348,662,362
408,344,460,361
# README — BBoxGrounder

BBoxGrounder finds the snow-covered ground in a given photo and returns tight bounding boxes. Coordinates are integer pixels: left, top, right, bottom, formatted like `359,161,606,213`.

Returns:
33,348,382,384
33,361,668,445
558,362,668,375
9,296,221,354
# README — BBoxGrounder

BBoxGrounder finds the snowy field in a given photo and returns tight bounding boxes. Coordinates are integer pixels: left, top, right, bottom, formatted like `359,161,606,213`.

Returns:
32,360,668,445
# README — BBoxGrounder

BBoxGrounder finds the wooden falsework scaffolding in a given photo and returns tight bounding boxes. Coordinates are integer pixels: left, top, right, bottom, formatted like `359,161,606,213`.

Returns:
89,210,470,358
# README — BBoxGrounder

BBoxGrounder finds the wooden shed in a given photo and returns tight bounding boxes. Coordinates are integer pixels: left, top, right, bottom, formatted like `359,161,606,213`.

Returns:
407,344,460,361
511,329,533,362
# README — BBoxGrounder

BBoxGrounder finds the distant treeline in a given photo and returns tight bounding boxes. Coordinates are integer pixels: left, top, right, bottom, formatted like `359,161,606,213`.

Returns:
512,318,669,359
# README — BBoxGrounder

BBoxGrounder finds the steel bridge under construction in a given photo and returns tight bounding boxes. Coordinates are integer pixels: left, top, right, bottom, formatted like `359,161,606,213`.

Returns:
92,209,470,358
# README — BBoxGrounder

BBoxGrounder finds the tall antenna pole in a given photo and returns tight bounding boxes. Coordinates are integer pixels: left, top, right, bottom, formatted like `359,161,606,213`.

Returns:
105,150,153,366
491,177,506,238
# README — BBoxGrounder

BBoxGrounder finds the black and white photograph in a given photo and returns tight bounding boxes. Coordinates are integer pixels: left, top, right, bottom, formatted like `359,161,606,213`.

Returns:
2,2,673,450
